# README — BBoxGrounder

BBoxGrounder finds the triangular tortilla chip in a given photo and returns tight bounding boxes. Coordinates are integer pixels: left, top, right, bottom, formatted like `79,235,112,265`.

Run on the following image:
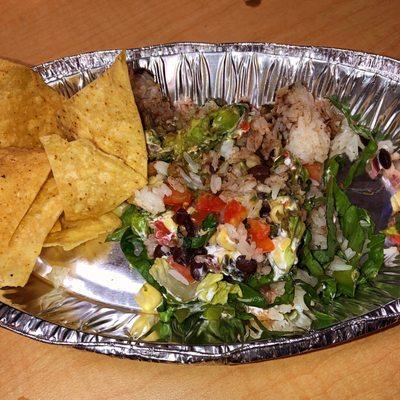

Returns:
0,177,62,287
40,134,146,221
0,59,65,148
44,212,121,251
50,218,62,233
0,147,50,251
57,51,147,178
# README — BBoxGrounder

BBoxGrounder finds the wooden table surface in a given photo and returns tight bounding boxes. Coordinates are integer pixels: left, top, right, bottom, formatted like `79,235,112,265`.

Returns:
1,1,400,399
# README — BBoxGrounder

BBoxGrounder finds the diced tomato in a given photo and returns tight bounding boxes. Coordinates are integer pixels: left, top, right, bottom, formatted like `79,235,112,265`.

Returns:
154,220,175,246
196,193,226,213
164,186,193,209
240,120,251,133
192,210,209,225
247,218,275,252
193,193,226,224
304,162,323,182
223,200,247,227
389,234,400,245
168,257,195,284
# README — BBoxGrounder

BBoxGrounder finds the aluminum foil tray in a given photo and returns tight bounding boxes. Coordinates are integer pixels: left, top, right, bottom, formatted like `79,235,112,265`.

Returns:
1,43,400,364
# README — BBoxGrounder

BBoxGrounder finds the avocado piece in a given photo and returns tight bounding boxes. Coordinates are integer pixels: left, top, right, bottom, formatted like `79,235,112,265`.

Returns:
157,105,244,161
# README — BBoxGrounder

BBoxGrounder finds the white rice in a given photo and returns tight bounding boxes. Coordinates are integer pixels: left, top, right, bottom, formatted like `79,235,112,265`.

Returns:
210,150,220,171
309,205,328,250
167,176,185,193
274,164,289,175
180,168,204,190
276,85,331,164
154,161,169,176
256,183,272,194
134,183,172,215
265,175,286,199
189,172,204,188
183,152,199,173
286,115,330,164
330,119,363,161
245,154,261,168
246,115,269,152
238,194,262,218
220,139,236,159
210,174,222,194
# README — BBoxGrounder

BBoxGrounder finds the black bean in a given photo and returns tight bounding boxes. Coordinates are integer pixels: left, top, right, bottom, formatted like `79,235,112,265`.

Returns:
153,245,166,258
255,148,265,160
360,136,370,146
223,275,235,284
248,165,270,181
173,208,189,225
257,192,266,200
235,256,257,276
173,209,196,236
259,202,271,218
190,262,209,281
266,149,277,162
187,247,207,259
171,247,187,265
378,148,392,169
269,225,278,237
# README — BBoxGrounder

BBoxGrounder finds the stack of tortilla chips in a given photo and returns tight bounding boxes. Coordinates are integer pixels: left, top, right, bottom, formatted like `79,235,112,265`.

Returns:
0,52,147,287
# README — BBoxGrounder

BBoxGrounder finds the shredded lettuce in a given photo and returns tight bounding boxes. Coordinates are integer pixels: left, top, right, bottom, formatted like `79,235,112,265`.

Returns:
301,157,385,298
195,273,242,305
150,258,198,302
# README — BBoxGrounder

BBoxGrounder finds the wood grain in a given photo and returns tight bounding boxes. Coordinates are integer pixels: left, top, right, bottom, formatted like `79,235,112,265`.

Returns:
0,0,399,65
1,326,399,400
0,0,399,399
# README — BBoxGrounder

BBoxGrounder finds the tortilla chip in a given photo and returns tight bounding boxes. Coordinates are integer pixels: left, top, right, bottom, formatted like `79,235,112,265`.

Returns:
0,59,65,148
0,147,50,251
44,212,121,251
40,134,146,221
57,51,147,178
50,219,62,233
41,234,112,268
0,178,63,287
